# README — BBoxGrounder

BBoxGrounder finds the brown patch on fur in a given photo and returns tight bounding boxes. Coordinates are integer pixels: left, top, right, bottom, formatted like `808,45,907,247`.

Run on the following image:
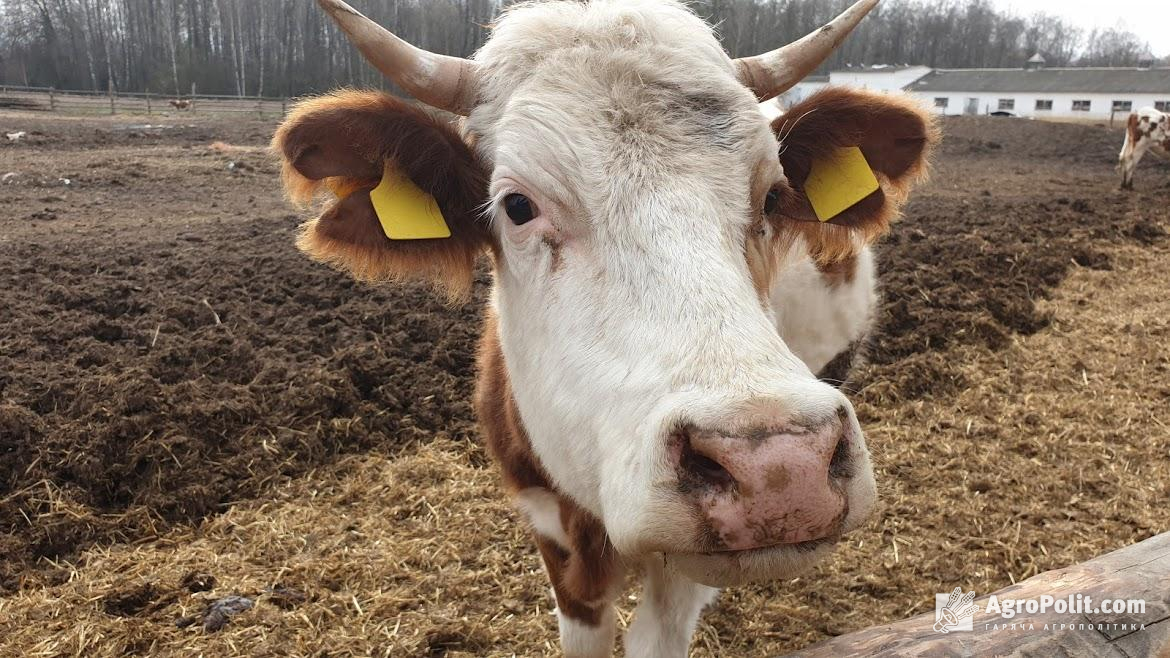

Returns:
770,87,939,264
475,312,620,626
555,495,620,605
816,254,859,287
745,226,779,302
1121,113,1142,190
1128,113,1142,144
535,538,608,626
542,235,564,273
744,160,786,301
272,90,495,300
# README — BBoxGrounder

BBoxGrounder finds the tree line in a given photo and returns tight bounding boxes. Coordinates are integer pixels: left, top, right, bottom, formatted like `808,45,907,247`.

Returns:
0,0,1163,98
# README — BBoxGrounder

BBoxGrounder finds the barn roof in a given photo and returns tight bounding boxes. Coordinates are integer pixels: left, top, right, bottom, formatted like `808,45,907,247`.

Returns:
839,64,929,73
907,68,1170,94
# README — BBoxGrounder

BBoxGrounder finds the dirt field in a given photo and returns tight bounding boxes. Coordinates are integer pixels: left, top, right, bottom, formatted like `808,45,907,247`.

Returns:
1,108,1168,657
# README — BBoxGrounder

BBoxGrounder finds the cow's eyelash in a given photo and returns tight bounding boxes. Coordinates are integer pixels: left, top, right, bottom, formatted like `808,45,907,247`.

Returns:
476,194,501,229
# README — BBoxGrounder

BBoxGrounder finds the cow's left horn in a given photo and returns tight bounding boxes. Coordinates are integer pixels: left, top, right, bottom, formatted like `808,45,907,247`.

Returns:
734,0,879,102
317,0,479,115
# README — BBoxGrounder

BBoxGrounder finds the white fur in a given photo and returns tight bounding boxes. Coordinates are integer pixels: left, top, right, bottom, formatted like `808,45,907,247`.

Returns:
626,557,720,658
558,605,617,658
759,98,785,123
515,487,571,549
772,246,878,375
1120,107,1168,188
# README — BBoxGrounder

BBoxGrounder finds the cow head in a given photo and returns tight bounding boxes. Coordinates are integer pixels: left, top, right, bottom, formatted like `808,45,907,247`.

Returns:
274,0,934,587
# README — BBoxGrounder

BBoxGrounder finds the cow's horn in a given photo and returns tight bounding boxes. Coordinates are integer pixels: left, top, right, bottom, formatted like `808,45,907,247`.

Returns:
317,0,479,115
734,0,879,102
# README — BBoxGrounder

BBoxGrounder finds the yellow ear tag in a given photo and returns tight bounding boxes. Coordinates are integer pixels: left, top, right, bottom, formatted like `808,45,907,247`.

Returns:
803,146,881,223
368,166,451,240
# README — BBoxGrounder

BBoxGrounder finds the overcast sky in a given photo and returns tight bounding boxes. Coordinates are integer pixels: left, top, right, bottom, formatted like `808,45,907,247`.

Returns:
990,0,1170,56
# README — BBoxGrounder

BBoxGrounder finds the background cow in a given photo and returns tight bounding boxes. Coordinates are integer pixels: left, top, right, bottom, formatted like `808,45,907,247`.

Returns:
1119,107,1168,190
273,0,935,655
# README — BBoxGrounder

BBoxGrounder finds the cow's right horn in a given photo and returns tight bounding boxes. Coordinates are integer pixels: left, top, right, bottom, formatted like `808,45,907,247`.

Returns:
318,0,480,116
734,0,879,102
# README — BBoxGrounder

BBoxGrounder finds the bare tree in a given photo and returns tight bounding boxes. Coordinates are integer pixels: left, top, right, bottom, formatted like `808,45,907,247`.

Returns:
0,0,1157,96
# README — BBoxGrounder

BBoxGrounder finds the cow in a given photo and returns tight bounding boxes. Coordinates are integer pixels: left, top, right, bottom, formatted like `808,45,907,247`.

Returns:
1119,107,1168,190
272,0,936,655
170,99,193,111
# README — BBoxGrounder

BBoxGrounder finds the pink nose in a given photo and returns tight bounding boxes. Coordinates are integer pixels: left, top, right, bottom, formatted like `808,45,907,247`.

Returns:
673,416,851,551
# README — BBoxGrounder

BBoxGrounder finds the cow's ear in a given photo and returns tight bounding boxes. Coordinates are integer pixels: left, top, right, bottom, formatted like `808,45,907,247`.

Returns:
272,91,493,300
770,87,938,263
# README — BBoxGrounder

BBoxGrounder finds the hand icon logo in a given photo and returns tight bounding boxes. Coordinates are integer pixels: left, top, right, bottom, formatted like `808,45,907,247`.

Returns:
933,587,979,633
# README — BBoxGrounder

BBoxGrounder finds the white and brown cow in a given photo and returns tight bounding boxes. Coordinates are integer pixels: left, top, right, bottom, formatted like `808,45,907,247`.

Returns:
1120,107,1169,190
273,0,936,655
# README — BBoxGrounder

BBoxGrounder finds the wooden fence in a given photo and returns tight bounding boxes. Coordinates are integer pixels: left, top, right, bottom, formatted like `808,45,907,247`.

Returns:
0,85,288,118
786,531,1170,657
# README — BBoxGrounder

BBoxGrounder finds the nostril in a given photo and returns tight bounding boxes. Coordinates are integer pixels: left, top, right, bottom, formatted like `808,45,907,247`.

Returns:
828,428,853,480
677,433,736,491
687,452,735,488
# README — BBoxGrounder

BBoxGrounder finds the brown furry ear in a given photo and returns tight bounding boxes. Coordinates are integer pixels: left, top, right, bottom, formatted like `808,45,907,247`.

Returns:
770,87,938,263
271,90,493,300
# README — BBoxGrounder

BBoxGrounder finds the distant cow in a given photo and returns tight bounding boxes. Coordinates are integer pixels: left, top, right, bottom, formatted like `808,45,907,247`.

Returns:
274,0,935,655
169,99,193,111
1119,108,1168,190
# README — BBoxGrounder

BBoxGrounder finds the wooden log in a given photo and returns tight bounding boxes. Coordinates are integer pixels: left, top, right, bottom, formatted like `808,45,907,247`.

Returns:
785,532,1170,658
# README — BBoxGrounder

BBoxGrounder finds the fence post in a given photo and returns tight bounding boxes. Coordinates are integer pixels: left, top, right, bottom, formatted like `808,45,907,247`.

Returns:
108,80,116,115
191,82,197,115
49,87,56,112
146,90,152,115
282,98,287,116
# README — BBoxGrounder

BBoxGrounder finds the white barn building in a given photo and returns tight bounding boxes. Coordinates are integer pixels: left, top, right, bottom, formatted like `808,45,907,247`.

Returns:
767,58,1170,123
905,65,1170,121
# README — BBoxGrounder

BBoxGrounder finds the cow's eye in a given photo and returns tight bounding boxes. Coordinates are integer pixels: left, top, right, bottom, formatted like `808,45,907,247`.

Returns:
763,187,781,215
504,193,538,225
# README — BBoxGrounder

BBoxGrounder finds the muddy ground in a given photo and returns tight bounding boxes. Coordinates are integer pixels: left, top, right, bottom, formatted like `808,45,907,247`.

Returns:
0,109,1168,656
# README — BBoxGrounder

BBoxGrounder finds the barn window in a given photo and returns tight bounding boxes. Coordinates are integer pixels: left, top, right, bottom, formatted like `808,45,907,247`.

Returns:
998,99,1015,111
1072,100,1091,112
1157,101,1170,112
934,97,949,108
1112,100,1133,112
1035,100,1053,111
